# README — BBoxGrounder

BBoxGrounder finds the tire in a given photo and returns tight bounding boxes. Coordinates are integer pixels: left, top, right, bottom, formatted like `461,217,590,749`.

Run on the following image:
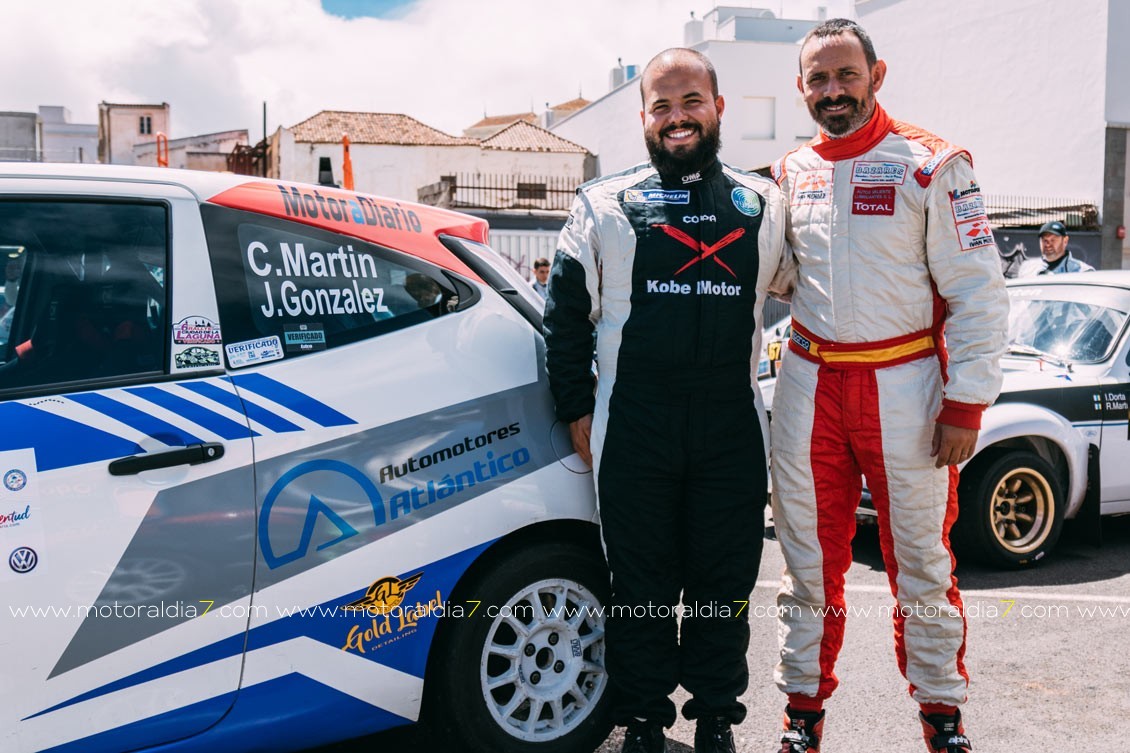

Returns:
426,541,612,753
955,450,1064,568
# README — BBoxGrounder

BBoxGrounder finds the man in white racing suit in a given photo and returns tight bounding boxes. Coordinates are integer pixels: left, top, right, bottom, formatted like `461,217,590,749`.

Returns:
769,19,1009,753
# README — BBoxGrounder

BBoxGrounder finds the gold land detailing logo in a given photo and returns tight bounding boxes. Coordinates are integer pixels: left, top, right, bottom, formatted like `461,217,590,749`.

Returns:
345,573,423,615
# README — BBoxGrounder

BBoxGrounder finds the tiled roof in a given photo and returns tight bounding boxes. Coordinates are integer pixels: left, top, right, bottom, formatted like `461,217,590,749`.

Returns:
289,111,476,146
549,97,590,112
481,121,590,153
466,112,538,130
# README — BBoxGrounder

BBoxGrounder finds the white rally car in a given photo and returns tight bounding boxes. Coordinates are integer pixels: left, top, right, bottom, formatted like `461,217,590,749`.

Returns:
952,271,1130,567
759,272,1130,569
0,164,609,753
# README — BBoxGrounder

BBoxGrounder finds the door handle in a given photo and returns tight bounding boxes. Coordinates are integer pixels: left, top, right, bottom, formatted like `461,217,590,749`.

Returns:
108,442,225,476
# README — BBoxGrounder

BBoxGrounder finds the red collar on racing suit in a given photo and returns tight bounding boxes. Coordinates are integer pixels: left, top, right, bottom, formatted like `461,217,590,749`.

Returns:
811,104,893,162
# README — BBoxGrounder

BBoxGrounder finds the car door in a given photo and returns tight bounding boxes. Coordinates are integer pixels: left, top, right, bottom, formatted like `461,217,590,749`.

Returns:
195,199,557,744
1098,321,1130,505
0,182,255,753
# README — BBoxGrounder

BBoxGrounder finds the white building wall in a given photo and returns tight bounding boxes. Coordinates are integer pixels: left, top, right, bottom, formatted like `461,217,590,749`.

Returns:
551,39,812,176
859,0,1109,201
550,82,647,177
705,39,816,171
276,135,586,201
1106,0,1130,126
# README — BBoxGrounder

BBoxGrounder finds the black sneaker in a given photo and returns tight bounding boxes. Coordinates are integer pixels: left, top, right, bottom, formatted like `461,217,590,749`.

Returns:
779,707,824,752
694,716,736,753
919,709,972,752
621,719,667,753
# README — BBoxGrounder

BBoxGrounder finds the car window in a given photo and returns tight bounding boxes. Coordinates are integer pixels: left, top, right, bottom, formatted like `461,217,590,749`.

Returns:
1009,297,1128,363
0,201,168,392
202,204,461,366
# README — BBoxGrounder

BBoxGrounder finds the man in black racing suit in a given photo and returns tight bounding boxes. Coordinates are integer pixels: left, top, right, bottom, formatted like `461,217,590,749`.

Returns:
543,48,789,753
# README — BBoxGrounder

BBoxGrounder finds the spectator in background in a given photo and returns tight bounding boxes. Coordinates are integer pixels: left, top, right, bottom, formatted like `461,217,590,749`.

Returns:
530,257,550,302
1019,220,1096,275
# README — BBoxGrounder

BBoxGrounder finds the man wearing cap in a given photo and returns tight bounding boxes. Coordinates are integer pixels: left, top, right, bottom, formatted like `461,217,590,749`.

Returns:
1019,220,1096,275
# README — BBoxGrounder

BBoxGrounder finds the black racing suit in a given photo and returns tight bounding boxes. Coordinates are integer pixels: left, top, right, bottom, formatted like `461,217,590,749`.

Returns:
543,158,788,726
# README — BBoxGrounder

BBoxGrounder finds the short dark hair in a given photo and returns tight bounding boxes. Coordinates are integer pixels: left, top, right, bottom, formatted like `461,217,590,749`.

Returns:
799,18,878,71
533,257,550,269
640,48,719,104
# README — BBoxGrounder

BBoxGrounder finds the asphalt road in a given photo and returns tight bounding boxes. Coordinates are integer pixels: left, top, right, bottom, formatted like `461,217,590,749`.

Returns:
316,513,1130,752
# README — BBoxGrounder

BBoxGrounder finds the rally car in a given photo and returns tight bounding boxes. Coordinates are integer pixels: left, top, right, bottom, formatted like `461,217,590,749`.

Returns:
0,164,610,753
952,271,1130,567
759,272,1130,568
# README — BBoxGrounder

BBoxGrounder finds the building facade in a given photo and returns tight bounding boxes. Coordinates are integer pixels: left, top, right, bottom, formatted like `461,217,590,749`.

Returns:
97,102,170,165
39,106,98,163
858,0,1129,267
0,112,39,162
133,129,248,171
550,3,853,176
270,111,593,201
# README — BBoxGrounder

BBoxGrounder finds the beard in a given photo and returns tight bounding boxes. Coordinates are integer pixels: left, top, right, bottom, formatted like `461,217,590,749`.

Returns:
809,84,875,137
645,119,722,179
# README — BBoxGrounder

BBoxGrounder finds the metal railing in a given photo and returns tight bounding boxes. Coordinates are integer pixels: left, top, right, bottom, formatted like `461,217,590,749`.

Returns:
418,173,579,211
984,195,1100,230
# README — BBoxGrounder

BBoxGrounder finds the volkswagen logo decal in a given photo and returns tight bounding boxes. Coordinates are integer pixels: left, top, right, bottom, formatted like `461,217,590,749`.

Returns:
9,546,37,573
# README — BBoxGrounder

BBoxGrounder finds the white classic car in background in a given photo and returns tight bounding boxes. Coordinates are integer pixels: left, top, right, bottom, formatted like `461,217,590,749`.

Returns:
760,271,1130,568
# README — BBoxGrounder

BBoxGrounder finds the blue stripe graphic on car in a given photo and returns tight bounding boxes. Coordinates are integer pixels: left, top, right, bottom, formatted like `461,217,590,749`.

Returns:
0,402,143,472
125,386,258,440
178,381,302,434
24,633,247,721
28,544,488,719
230,373,355,427
67,392,206,445
35,675,409,753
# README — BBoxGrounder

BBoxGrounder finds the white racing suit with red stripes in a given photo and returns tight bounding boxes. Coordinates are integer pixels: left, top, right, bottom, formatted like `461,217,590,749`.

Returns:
769,104,1009,708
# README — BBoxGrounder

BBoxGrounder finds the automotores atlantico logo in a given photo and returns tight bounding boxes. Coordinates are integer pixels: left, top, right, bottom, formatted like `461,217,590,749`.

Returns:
341,572,444,655
258,422,530,570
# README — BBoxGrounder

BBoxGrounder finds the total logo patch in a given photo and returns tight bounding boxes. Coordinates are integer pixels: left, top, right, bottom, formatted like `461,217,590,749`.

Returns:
731,187,762,217
851,161,907,185
851,186,896,216
624,189,690,205
792,169,833,205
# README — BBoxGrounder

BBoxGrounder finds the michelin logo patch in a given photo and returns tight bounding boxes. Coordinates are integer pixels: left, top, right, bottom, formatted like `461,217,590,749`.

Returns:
731,187,762,217
624,189,690,205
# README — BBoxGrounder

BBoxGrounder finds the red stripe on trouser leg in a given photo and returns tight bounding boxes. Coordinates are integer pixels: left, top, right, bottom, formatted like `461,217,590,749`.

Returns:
856,365,969,703
944,465,969,686
843,370,909,680
810,367,862,701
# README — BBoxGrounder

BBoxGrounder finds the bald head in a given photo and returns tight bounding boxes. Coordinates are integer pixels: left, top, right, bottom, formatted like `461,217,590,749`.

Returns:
640,48,718,104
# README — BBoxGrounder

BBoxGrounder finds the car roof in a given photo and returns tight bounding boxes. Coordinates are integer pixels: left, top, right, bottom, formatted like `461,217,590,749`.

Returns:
0,163,486,279
1008,269,1130,289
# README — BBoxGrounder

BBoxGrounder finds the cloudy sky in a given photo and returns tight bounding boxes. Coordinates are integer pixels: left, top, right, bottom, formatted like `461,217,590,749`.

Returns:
2,0,712,139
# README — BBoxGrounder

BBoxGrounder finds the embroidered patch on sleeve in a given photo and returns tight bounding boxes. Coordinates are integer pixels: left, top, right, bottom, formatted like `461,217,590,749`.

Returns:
791,169,834,205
